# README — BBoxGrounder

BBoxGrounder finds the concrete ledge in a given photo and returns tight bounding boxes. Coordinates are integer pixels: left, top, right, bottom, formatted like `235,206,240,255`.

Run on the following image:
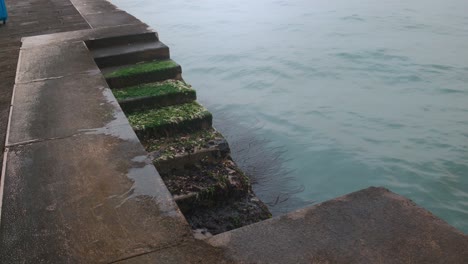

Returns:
0,28,192,263
207,187,468,263
71,0,144,29
21,24,155,49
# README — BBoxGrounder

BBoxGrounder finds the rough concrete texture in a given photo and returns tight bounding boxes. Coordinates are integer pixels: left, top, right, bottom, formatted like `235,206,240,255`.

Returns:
0,33,192,263
71,0,143,28
21,24,154,49
16,41,96,83
1,132,191,263
0,0,90,173
116,240,228,264
208,187,468,264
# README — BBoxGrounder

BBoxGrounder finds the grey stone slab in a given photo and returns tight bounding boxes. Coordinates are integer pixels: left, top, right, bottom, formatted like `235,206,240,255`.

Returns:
208,187,468,264
15,41,97,83
71,0,119,15
21,24,154,49
84,11,142,28
93,40,169,68
7,71,125,145
0,131,191,263
92,40,167,59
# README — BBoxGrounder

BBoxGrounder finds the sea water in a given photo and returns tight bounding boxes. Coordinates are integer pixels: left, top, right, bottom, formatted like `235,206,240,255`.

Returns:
110,0,468,233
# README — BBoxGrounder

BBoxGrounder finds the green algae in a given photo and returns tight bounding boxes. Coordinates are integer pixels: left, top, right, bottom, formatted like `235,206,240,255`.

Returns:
105,60,178,78
113,80,195,100
144,129,221,155
127,102,211,130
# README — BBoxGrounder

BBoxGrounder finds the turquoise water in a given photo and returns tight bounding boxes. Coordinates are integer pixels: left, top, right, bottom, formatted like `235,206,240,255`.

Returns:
110,0,468,232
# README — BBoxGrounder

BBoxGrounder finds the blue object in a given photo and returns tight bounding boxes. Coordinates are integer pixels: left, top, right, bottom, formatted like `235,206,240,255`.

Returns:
0,0,8,24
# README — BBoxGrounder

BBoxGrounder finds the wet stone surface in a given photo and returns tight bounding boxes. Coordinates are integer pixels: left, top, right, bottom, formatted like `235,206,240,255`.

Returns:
104,59,182,89
101,48,271,236
162,159,248,197
115,80,197,113
142,128,270,234
185,193,272,235
145,129,228,162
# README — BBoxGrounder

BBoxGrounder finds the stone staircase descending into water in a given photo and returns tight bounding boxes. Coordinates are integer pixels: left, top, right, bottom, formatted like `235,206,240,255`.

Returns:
86,32,271,235
2,0,467,261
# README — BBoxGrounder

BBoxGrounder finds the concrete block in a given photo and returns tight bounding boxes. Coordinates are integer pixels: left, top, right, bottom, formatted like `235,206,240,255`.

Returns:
207,187,468,263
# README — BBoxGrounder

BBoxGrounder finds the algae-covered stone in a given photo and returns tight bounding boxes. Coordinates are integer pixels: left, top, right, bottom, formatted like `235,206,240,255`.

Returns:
144,129,225,159
105,60,178,78
114,80,196,112
105,60,182,89
161,159,252,209
127,102,212,139
113,80,194,100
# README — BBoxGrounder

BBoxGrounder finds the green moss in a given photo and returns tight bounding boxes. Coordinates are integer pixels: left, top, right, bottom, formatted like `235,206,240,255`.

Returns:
144,129,221,154
105,60,178,78
113,80,195,100
128,102,211,130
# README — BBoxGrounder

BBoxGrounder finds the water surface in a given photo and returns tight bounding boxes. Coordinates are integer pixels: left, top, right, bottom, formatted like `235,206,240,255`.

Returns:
110,0,468,232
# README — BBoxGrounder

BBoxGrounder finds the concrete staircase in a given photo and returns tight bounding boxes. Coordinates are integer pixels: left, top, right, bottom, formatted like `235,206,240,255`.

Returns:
87,33,271,235
2,1,467,262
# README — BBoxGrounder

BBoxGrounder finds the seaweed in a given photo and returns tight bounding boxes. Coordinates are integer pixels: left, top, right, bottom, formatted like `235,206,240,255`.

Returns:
105,60,178,78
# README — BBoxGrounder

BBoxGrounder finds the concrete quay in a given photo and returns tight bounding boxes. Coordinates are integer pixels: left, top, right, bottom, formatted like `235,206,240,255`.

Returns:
0,0,467,263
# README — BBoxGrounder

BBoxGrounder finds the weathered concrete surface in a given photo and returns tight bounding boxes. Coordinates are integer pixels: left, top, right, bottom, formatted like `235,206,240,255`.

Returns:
1,0,468,263
117,240,228,264
208,187,468,264
16,41,96,83
1,133,191,263
92,40,170,68
71,0,143,28
21,24,155,49
9,69,114,144
0,0,89,173
0,34,193,263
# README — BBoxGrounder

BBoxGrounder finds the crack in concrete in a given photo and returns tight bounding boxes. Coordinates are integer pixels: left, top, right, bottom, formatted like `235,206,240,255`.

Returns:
108,238,192,264
15,69,102,84
6,131,83,148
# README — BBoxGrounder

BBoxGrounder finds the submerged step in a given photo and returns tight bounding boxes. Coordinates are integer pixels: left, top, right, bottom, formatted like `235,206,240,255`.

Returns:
145,129,230,174
92,40,170,68
127,102,212,139
105,60,182,89
185,192,271,236
114,80,196,113
160,159,251,214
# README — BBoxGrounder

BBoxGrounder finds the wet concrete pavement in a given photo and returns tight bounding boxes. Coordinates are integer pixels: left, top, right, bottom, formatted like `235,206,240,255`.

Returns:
0,0,467,263
0,26,196,262
208,187,468,263
0,0,89,172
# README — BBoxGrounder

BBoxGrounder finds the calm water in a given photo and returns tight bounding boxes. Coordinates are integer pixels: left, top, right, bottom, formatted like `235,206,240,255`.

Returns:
110,0,468,232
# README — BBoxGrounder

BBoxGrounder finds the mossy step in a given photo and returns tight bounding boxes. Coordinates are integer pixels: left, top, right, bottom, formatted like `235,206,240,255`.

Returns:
114,80,196,113
105,60,182,89
143,129,230,173
160,159,251,213
127,102,212,140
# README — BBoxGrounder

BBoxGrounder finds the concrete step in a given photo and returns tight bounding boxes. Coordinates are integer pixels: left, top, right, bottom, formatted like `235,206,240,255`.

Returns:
85,31,158,49
160,159,252,216
104,60,182,89
114,80,196,113
91,40,170,68
144,129,230,174
127,102,212,140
